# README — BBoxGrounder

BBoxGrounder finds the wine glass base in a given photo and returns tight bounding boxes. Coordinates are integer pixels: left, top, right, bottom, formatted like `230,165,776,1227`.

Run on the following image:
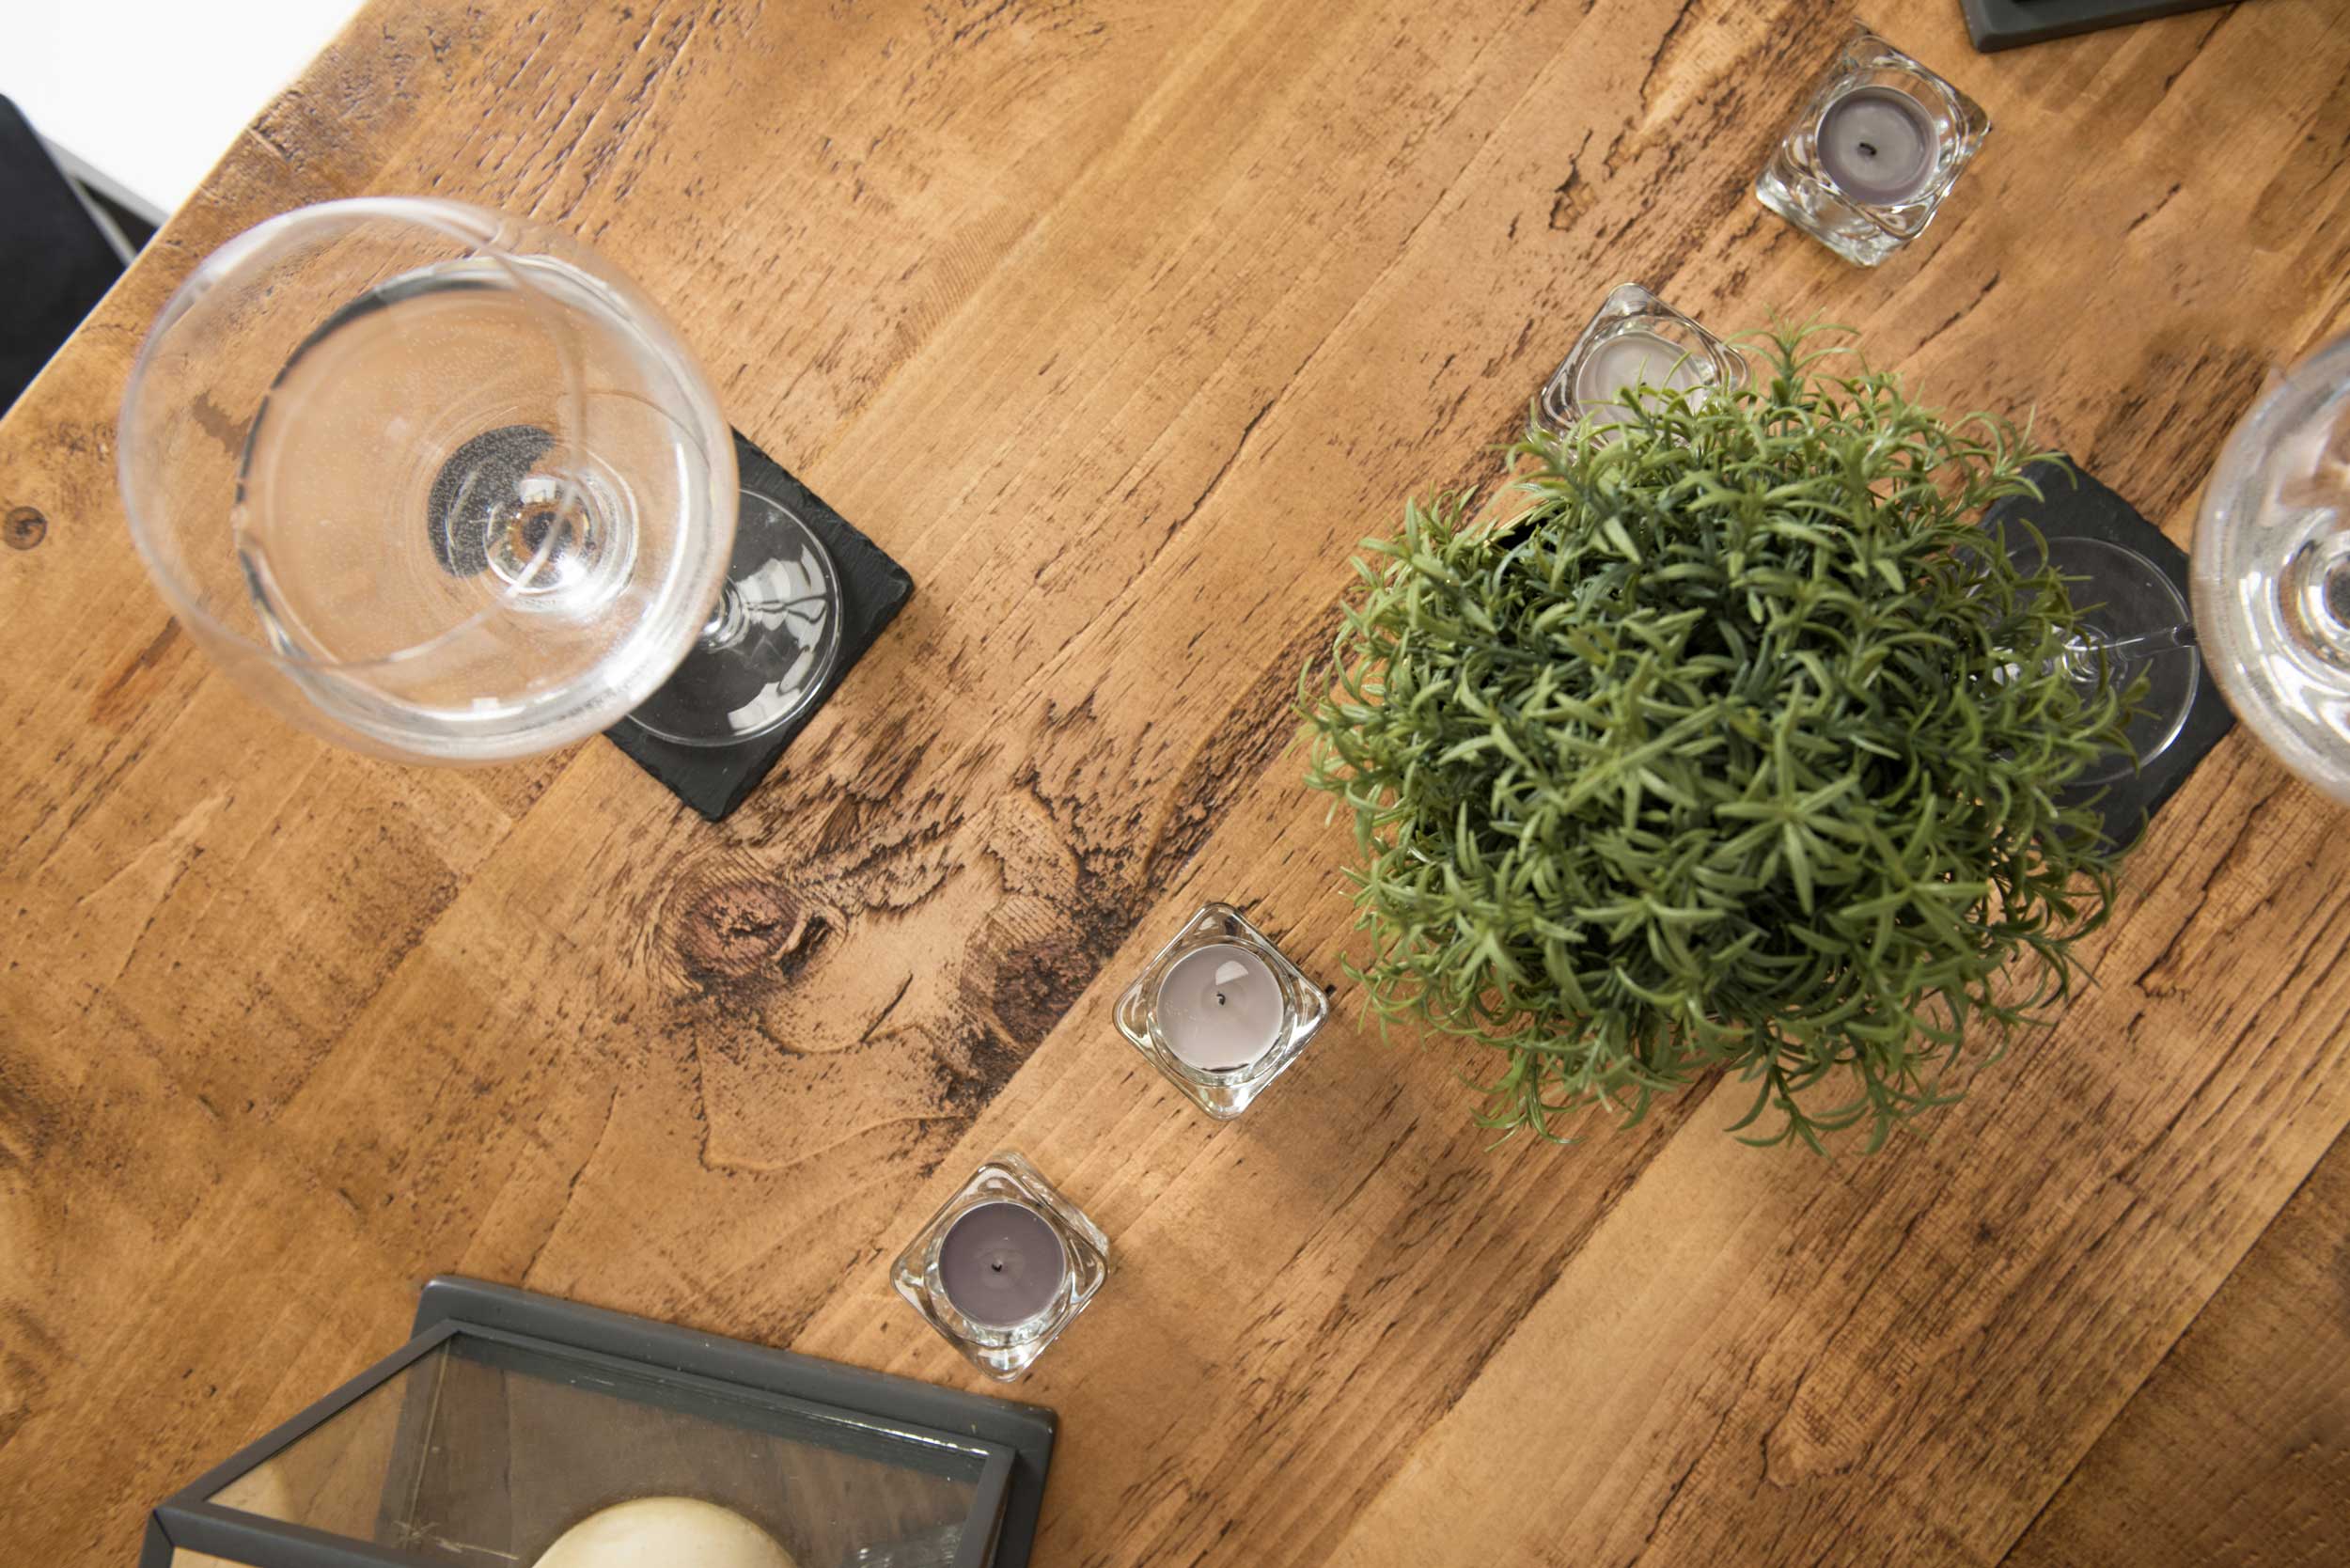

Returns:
625,486,844,747
2011,534,2201,786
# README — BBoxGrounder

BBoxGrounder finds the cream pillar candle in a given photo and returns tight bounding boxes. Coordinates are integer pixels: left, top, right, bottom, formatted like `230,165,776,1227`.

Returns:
533,1497,798,1568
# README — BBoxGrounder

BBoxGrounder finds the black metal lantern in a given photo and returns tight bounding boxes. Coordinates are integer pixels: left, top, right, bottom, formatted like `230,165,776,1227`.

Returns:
143,1278,1055,1568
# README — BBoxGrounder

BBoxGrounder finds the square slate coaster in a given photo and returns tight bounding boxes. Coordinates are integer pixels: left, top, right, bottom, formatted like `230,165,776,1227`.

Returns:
1982,454,2233,848
604,431,913,821
1962,0,2232,54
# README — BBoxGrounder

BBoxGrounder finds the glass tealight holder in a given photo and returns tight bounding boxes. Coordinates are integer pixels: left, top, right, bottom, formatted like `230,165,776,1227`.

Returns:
891,1151,1108,1383
1754,29,1990,267
1542,282,1748,432
1114,902,1327,1121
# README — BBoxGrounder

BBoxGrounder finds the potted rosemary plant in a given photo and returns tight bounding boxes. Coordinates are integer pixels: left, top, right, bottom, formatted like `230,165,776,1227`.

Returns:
1302,327,2137,1151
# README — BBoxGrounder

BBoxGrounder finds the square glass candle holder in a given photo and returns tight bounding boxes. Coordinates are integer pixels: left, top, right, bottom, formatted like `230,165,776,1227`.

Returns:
892,1152,1109,1383
1114,902,1327,1120
1542,282,1748,432
1754,29,1990,267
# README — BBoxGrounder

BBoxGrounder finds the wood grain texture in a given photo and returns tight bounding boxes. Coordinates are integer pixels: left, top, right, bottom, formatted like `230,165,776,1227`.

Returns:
3,2,2348,1565
2004,1121,2350,1567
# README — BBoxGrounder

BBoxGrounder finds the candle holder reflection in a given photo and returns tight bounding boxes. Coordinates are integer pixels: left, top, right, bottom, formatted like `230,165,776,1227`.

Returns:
1754,29,1989,267
891,1152,1108,1382
1542,282,1748,433
1114,902,1327,1120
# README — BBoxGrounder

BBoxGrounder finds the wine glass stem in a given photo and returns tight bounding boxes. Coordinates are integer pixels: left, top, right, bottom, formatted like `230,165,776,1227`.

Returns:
2047,620,2201,685
2093,621,2201,661
701,582,748,651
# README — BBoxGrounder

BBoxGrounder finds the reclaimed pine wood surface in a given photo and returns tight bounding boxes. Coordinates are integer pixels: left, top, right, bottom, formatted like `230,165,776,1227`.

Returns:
4,2,2349,1564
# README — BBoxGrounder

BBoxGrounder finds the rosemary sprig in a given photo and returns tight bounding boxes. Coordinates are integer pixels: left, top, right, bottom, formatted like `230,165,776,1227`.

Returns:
1300,325,2137,1152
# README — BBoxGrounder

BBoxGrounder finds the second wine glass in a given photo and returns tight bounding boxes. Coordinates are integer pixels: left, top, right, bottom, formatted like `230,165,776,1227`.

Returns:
118,197,840,763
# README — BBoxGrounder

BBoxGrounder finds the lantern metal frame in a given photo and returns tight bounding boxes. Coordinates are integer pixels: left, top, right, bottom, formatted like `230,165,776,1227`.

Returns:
141,1276,1057,1568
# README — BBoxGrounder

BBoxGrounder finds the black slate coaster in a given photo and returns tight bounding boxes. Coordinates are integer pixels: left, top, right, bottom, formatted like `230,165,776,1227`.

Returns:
1982,455,2233,847
1961,0,2233,53
605,431,913,820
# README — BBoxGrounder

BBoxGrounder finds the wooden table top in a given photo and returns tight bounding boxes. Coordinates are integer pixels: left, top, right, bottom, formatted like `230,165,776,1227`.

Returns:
7,2,2350,1563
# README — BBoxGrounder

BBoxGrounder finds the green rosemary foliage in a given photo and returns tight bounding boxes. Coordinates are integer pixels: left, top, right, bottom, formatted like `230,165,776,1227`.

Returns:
1301,326,2137,1152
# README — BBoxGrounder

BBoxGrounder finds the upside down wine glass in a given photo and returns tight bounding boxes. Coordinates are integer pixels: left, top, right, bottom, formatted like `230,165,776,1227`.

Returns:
118,198,841,762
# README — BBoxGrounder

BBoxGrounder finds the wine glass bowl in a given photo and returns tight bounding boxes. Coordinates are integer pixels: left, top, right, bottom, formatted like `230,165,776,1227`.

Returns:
119,198,739,763
2193,330,2350,804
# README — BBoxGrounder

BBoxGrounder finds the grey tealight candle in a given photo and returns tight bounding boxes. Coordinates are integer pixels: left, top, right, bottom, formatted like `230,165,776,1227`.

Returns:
1115,903,1328,1120
1156,942,1285,1073
936,1200,1066,1328
1815,86,1940,206
1573,328,1703,421
893,1152,1106,1378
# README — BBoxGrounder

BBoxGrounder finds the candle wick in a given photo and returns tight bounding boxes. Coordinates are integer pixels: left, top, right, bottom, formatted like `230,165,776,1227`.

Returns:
1215,992,1228,1007
1858,140,1878,158
991,1261,1004,1272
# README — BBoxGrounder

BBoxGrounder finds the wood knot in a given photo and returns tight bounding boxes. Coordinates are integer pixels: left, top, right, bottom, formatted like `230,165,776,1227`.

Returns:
4,507,46,551
676,880,827,985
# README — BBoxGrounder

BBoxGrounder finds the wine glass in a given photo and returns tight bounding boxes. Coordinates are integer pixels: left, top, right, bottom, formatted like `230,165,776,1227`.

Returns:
2194,328,2350,804
118,197,840,763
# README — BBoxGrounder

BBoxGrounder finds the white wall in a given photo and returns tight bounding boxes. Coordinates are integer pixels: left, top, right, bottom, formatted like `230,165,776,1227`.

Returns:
4,0,363,215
